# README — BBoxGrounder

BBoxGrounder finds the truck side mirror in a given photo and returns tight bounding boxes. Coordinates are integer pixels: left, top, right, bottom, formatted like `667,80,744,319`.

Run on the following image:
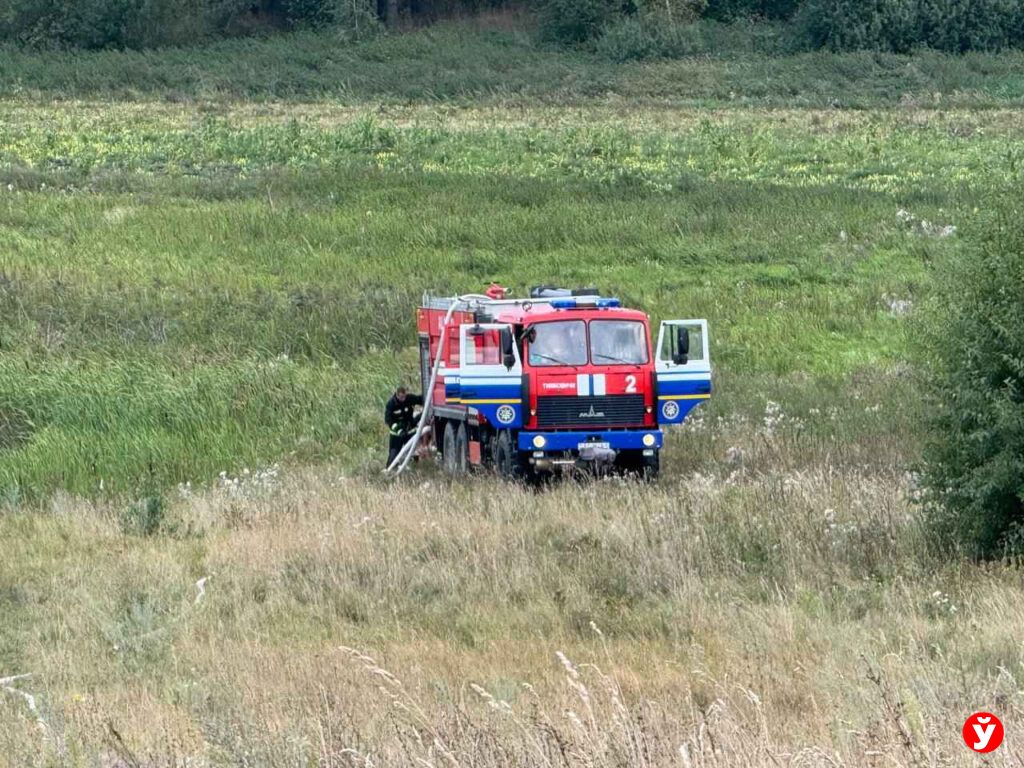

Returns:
500,328,516,370
672,327,689,365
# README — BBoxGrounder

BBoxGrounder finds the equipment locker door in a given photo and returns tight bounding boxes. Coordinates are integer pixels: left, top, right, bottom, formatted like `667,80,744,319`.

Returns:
457,323,524,429
655,319,711,425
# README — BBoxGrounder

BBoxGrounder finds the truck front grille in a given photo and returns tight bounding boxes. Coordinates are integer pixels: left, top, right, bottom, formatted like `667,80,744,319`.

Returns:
536,395,645,428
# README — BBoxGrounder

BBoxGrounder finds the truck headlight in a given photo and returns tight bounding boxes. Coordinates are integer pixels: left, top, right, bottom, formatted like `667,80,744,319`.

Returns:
532,435,547,449
642,433,656,448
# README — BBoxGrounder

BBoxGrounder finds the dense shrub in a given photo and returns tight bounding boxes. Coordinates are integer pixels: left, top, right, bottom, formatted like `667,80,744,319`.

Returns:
795,0,1024,53
5,0,1024,51
634,0,707,22
920,210,1024,557
703,0,799,20
594,14,700,58
534,0,710,45
0,0,238,49
595,15,790,59
0,0,377,48
534,0,622,43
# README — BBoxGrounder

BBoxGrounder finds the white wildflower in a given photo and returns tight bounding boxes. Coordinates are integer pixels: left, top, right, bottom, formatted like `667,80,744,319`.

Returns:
761,400,784,436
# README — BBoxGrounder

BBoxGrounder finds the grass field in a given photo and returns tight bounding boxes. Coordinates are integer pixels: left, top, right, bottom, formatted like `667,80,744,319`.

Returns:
3,98,1008,496
4,428,1024,765
2,20,1024,766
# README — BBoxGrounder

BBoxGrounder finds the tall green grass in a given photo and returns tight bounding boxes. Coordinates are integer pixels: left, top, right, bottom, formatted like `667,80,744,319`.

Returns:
2,22,1024,105
0,101,995,495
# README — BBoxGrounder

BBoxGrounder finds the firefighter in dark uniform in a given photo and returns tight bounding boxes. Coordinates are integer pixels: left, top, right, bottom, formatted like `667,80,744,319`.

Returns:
385,385,424,466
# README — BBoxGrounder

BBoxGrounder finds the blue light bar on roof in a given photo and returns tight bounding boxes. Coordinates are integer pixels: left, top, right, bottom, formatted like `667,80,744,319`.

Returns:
549,297,621,309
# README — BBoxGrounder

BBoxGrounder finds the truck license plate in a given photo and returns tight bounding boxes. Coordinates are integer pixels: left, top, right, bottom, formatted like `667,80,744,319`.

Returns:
578,441,610,452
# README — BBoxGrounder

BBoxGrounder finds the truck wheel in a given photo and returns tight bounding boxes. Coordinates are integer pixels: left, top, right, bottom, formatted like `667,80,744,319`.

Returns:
493,430,517,479
454,423,469,474
442,421,458,474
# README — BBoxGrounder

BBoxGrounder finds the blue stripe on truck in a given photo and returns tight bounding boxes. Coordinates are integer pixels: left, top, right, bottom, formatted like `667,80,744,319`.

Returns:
517,431,662,452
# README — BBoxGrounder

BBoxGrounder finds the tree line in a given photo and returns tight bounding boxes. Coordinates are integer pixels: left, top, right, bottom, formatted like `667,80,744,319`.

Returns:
2,0,1023,52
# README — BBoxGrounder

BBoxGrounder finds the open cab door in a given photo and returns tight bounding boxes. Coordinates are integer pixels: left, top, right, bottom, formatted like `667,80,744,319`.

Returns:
655,320,711,425
456,323,524,429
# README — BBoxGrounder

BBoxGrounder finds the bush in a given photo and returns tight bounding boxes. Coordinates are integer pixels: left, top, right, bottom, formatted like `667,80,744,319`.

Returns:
595,14,701,59
121,494,168,536
595,15,791,59
330,0,380,38
0,0,249,49
534,0,622,44
920,210,1024,557
795,0,1024,53
0,0,375,49
703,0,799,20
634,0,707,22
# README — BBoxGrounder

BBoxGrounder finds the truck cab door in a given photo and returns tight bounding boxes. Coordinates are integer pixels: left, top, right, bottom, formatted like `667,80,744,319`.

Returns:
655,319,711,425
457,323,524,429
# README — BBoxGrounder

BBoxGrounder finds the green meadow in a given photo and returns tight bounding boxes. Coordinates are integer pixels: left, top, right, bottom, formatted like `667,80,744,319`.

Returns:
2,89,1012,495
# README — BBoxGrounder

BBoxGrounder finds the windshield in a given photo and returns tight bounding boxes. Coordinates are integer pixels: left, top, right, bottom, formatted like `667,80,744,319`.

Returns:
528,320,588,366
589,320,649,365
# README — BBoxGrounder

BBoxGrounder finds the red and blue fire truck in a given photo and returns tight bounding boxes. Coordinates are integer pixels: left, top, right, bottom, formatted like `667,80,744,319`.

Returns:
415,286,711,479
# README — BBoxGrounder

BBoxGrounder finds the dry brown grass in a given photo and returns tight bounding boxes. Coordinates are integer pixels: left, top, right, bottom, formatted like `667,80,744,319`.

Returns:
2,414,1023,766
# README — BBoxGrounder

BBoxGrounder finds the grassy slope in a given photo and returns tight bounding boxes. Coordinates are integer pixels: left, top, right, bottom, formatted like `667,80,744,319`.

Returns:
3,23,1024,766
4,99,995,494
2,431,1023,765
2,22,1024,106
1,90,1010,495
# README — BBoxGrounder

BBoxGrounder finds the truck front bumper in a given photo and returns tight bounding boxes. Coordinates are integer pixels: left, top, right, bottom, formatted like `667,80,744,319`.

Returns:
517,430,663,454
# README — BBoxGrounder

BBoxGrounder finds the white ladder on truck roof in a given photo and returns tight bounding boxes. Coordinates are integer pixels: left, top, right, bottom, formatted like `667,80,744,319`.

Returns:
420,292,602,313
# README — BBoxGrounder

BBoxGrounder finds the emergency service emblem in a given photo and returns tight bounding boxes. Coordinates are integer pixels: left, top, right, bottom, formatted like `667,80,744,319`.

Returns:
495,404,516,424
662,400,680,420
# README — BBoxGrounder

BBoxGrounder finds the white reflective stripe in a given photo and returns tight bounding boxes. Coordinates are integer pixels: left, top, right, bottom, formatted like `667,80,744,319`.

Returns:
657,371,711,381
458,377,521,385
576,374,590,396
592,374,606,396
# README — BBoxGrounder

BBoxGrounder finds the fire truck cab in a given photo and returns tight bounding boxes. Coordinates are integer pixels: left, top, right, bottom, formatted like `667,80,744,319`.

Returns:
416,287,711,479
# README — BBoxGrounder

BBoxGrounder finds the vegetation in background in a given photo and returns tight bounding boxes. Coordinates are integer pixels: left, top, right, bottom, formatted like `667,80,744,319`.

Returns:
796,0,1024,54
0,0,381,49
702,0,799,20
920,209,1024,557
4,0,1024,53
593,14,794,60
4,23,1024,103
535,0,1024,53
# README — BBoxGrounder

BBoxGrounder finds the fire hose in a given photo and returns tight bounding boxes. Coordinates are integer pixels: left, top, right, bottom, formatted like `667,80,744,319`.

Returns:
384,295,492,477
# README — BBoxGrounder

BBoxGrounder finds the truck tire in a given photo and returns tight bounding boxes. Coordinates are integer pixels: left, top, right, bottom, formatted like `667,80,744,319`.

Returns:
442,421,458,474
493,430,517,479
454,423,469,474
